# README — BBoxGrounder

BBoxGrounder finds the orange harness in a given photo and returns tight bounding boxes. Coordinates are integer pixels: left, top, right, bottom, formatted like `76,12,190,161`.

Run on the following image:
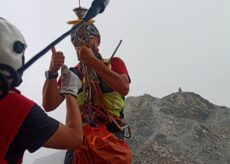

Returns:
72,64,132,164
78,62,131,137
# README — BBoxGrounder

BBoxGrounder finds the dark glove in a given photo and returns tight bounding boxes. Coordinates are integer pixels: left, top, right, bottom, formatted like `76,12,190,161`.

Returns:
59,65,82,98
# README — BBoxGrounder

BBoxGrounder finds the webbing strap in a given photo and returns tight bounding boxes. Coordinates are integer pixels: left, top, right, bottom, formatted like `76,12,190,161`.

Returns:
81,64,131,138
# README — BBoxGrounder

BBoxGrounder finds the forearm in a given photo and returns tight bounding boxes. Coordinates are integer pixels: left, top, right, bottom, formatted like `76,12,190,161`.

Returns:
65,94,82,130
43,95,83,149
78,46,129,95
42,79,64,111
89,59,129,96
65,95,83,133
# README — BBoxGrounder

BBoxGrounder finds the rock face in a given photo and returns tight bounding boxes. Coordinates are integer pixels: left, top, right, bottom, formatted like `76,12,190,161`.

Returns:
124,92,230,164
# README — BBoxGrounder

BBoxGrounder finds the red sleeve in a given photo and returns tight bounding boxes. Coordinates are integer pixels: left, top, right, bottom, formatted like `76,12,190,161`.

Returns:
111,57,131,83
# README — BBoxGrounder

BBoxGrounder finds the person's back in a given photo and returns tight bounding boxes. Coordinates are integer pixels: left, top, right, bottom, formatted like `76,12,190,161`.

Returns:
0,18,83,163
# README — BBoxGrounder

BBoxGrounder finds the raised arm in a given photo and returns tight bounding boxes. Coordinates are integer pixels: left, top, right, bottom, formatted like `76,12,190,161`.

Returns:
42,47,65,111
78,46,130,96
43,65,83,148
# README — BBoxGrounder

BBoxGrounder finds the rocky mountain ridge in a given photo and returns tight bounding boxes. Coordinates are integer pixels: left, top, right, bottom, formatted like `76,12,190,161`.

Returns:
124,92,230,164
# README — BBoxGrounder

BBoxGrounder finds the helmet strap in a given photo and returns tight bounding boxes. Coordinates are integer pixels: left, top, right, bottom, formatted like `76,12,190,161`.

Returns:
0,64,21,89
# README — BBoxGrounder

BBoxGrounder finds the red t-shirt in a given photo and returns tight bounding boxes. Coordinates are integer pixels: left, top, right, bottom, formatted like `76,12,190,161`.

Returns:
111,57,131,83
0,91,34,163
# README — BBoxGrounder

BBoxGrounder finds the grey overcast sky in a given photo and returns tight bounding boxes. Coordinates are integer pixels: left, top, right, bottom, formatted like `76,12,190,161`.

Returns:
1,0,230,163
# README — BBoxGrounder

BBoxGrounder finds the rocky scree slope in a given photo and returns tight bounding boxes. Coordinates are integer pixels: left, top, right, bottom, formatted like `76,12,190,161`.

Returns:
124,92,230,164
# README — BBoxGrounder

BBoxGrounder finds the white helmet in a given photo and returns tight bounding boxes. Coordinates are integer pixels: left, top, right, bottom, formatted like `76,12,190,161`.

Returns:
0,18,26,71
0,18,26,89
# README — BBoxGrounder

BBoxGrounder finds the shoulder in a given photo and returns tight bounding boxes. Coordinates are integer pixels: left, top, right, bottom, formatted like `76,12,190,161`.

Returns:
110,57,129,75
6,105,59,161
111,57,125,65
0,92,35,116
9,91,35,106
19,105,59,152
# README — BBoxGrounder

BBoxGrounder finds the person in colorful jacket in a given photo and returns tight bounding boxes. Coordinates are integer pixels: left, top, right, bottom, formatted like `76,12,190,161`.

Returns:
42,23,131,163
0,18,83,164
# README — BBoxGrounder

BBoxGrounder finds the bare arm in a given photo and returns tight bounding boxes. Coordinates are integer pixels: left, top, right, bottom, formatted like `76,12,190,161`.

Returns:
90,58,129,96
43,94,83,149
42,79,64,111
78,46,130,96
43,64,84,149
42,47,65,111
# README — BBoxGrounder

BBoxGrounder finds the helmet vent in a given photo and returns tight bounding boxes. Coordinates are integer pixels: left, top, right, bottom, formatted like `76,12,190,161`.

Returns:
13,41,26,54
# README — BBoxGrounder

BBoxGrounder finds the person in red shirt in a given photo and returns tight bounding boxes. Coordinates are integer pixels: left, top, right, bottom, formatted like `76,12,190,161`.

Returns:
0,18,83,164
42,22,132,163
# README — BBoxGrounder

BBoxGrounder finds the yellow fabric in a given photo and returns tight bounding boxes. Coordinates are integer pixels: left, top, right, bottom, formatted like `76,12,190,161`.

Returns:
76,59,124,117
77,91,124,117
77,92,85,107
103,92,124,117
